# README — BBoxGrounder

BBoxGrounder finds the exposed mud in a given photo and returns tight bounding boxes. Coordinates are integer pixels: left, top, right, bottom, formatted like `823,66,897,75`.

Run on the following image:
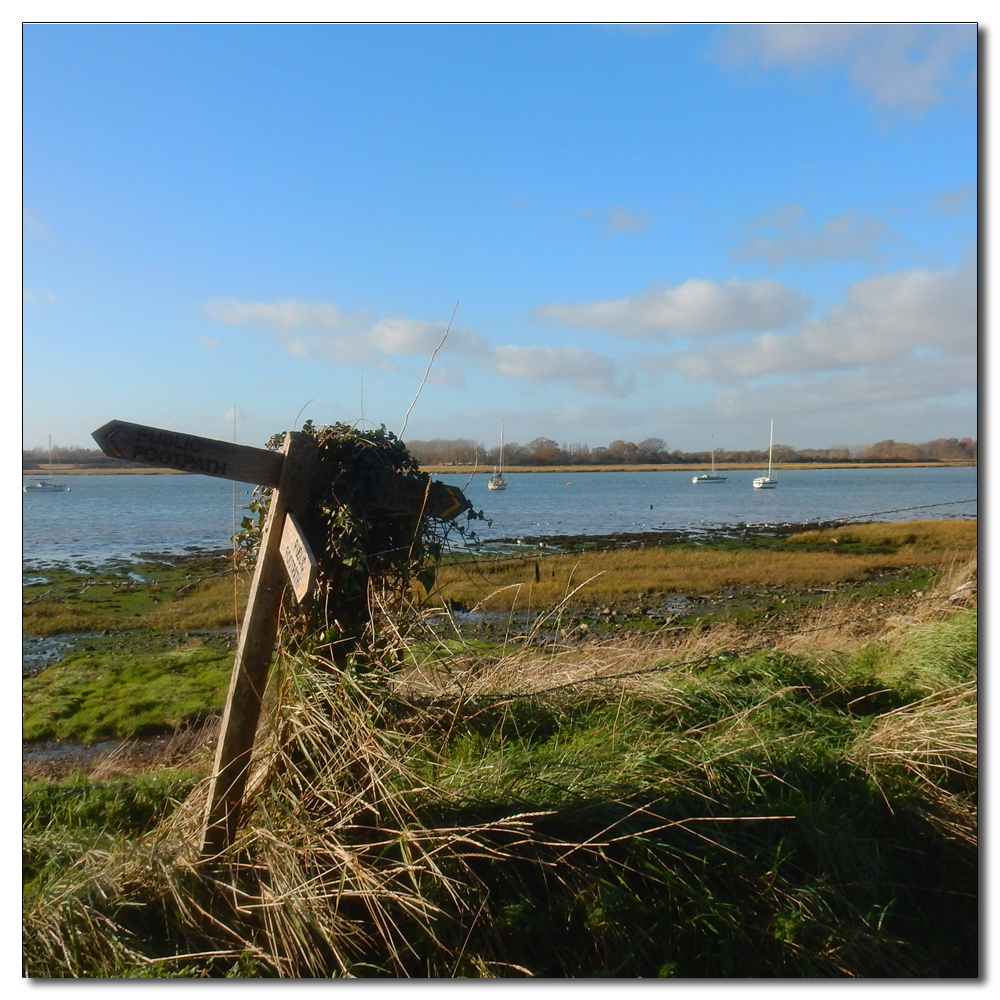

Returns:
22,634,97,676
23,723,217,783
473,518,862,554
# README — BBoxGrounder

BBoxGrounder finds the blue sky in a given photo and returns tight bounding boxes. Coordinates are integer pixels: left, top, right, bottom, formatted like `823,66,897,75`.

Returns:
22,22,978,456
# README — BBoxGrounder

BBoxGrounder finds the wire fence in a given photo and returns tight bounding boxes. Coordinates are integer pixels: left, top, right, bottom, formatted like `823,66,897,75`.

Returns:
22,497,977,688
449,495,977,560
833,497,977,522
23,582,977,803
406,496,976,706
417,497,979,609
457,589,975,706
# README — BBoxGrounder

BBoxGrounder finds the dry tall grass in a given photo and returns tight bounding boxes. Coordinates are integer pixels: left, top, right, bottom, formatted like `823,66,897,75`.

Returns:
429,520,976,611
787,520,976,549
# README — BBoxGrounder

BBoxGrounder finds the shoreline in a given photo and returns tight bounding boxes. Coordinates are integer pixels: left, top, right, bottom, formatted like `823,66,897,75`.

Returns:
22,467,185,476
422,461,977,474
23,461,978,476
21,513,978,578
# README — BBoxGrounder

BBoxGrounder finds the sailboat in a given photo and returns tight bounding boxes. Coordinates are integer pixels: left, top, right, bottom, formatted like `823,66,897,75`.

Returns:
752,419,777,489
692,435,727,483
23,435,69,493
487,421,507,490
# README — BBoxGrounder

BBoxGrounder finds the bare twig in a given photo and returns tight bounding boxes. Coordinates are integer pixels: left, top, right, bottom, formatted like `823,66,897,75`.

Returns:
399,302,458,440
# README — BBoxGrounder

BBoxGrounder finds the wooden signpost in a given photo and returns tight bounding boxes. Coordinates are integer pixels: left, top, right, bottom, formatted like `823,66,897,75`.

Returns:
92,418,472,859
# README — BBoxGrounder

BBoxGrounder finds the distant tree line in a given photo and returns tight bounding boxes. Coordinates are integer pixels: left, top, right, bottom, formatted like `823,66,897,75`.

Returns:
23,435,977,471
852,438,978,462
402,435,978,467
21,444,146,469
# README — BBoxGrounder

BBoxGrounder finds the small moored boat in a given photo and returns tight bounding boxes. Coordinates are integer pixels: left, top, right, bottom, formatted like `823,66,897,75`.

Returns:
23,436,69,493
693,436,727,484
488,421,507,490
752,419,777,489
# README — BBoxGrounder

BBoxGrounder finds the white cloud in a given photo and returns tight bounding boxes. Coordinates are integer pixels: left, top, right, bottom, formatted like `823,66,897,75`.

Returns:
23,289,57,305
208,299,438,370
427,367,465,388
715,24,975,116
205,297,626,397
733,208,896,268
535,277,809,339
198,335,221,349
748,203,805,230
206,299,490,365
697,357,976,433
660,263,976,381
717,23,863,69
205,297,365,332
606,206,652,235
930,184,975,217
492,344,627,397
409,367,974,452
367,317,490,358
671,359,976,449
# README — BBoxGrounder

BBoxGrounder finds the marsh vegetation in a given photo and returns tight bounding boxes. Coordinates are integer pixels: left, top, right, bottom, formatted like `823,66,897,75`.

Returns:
23,520,977,977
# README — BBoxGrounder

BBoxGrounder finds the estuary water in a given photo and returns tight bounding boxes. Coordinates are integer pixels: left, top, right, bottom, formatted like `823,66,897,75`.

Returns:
23,466,977,571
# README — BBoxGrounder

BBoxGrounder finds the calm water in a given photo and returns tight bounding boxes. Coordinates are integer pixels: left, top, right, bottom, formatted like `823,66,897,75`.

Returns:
23,466,977,570
22,475,259,570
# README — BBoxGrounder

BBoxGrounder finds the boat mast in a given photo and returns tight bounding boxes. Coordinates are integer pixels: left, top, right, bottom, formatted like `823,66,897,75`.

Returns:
767,419,773,478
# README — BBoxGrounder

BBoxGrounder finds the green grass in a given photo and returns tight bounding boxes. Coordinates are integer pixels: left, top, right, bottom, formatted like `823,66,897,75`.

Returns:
23,643,233,743
23,771,203,885
22,532,976,977
24,772,204,836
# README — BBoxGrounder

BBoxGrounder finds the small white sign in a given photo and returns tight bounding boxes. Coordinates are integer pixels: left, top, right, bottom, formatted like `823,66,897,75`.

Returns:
280,513,318,603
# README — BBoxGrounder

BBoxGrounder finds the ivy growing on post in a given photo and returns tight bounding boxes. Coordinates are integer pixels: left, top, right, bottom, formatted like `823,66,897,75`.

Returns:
235,421,483,670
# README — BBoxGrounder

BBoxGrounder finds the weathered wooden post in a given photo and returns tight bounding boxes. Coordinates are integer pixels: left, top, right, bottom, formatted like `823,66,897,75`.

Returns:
200,431,317,858
92,417,472,860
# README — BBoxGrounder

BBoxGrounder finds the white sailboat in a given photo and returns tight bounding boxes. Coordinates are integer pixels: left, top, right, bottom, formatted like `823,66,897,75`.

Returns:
23,436,69,493
692,435,727,483
487,421,507,490
752,419,777,489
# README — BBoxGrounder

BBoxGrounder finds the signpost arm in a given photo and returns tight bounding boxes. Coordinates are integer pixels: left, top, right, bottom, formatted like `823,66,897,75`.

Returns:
201,431,317,859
